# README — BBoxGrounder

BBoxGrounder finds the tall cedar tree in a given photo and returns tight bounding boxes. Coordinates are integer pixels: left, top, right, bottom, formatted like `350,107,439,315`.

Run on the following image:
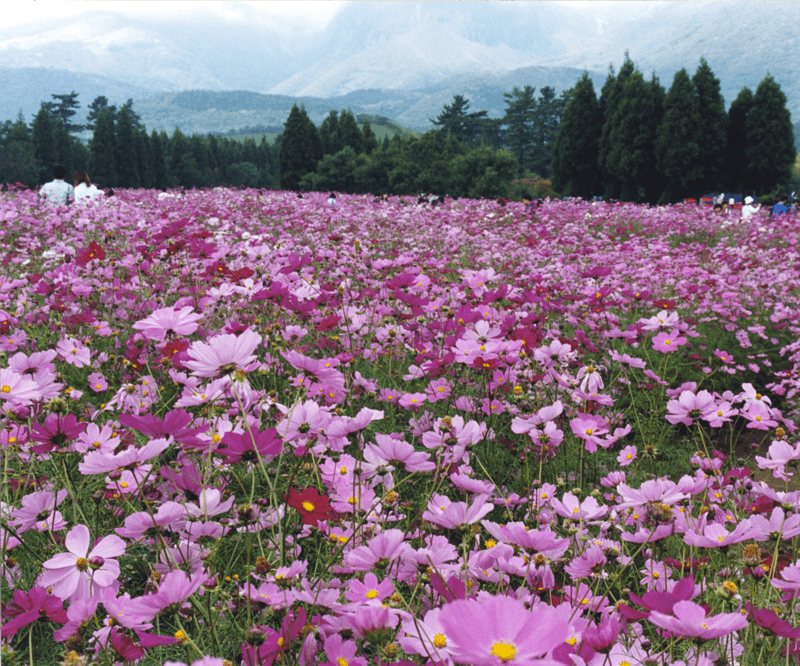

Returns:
115,105,140,188
279,104,321,190
744,75,797,194
530,86,565,179
362,120,379,155
605,69,661,203
598,55,636,199
52,120,73,177
90,107,117,187
320,111,343,156
51,92,85,134
692,59,727,193
551,72,601,198
86,96,117,132
655,68,703,202
0,113,39,186
32,105,56,183
150,130,169,190
338,110,364,155
725,87,754,191
501,86,537,172
433,95,488,147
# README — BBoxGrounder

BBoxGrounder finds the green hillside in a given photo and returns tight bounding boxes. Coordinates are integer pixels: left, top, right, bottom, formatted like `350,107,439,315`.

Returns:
221,114,415,144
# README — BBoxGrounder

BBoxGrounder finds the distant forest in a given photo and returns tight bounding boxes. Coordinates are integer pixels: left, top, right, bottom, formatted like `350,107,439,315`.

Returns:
0,55,797,202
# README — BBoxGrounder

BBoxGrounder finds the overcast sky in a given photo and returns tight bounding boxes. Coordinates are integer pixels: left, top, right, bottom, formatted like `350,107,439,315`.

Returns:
3,0,348,30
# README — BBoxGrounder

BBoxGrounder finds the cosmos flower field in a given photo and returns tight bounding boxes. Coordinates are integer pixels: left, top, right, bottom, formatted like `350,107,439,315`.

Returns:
2,187,800,666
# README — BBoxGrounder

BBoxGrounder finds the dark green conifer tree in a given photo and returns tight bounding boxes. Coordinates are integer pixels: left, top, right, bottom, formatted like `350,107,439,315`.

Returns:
433,95,488,147
90,107,117,187
32,105,56,182
0,112,39,186
52,119,73,177
279,104,321,190
530,86,564,179
51,92,84,134
361,119,379,155
86,96,117,132
655,68,703,202
551,72,601,198
150,130,169,190
320,111,343,156
339,110,364,155
744,74,796,193
692,58,727,192
598,54,636,199
501,86,537,172
725,87,753,191
114,106,140,187
605,68,660,202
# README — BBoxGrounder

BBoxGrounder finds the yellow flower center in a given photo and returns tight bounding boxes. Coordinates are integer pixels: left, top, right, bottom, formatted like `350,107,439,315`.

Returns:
625,454,632,460
1,385,10,393
339,466,348,475
337,659,349,666
174,630,186,641
585,428,593,435
76,558,89,571
566,637,577,646
365,589,379,599
433,633,447,648
491,641,517,662
301,501,315,512
348,497,357,505
664,339,672,345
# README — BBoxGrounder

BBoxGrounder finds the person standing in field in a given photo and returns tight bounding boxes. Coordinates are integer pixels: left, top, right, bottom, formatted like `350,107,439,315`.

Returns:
772,195,790,216
73,170,102,204
741,196,762,220
38,164,74,206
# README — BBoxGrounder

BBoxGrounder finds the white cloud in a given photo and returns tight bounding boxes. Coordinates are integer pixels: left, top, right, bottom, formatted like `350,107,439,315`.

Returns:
3,0,346,31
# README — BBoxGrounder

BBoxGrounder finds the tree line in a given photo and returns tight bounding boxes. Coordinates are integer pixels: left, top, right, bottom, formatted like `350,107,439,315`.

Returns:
550,56,796,202
1,56,795,203
0,93,280,190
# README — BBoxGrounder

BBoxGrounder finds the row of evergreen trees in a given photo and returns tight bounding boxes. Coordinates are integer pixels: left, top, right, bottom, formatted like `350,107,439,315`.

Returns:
0,93,281,190
550,56,796,202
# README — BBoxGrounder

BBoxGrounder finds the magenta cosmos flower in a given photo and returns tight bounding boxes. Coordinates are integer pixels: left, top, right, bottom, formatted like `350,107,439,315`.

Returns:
132,305,204,342
1,585,68,638
652,328,686,353
648,600,748,639
439,595,569,666
423,494,493,529
40,524,125,600
184,328,262,377
0,368,41,407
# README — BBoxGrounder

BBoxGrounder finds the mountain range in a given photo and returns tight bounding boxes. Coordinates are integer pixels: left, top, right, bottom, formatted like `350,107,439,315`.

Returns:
1,1,797,137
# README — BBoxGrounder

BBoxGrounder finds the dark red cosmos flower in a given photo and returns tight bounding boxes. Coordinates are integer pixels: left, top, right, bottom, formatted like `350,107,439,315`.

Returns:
618,575,697,620
217,427,283,464
747,603,800,639
29,413,87,454
1,586,68,638
76,240,106,266
285,487,333,527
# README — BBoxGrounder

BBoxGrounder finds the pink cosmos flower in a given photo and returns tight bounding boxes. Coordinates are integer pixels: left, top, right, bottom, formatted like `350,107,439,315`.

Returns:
129,569,206,620
439,595,569,666
40,524,125,600
343,529,408,571
217,427,283,464
364,434,436,473
750,507,800,542
275,400,333,444
640,309,679,331
569,413,609,453
683,519,755,548
652,328,686,353
78,437,170,476
423,494,494,529
0,368,41,407
648,600,748,639
322,634,367,666
132,305,203,342
184,328,262,377
115,501,187,541
665,389,716,426
616,479,689,509
701,401,738,427
9,489,69,533
398,392,427,410
616,445,637,467
741,403,779,430
399,607,453,664
88,372,108,392
344,572,394,605
56,337,92,367
772,559,800,591
550,492,608,521
755,440,800,481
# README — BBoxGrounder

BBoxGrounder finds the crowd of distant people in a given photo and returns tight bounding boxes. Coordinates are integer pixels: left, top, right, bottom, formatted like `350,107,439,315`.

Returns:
37,164,106,206
710,193,799,220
